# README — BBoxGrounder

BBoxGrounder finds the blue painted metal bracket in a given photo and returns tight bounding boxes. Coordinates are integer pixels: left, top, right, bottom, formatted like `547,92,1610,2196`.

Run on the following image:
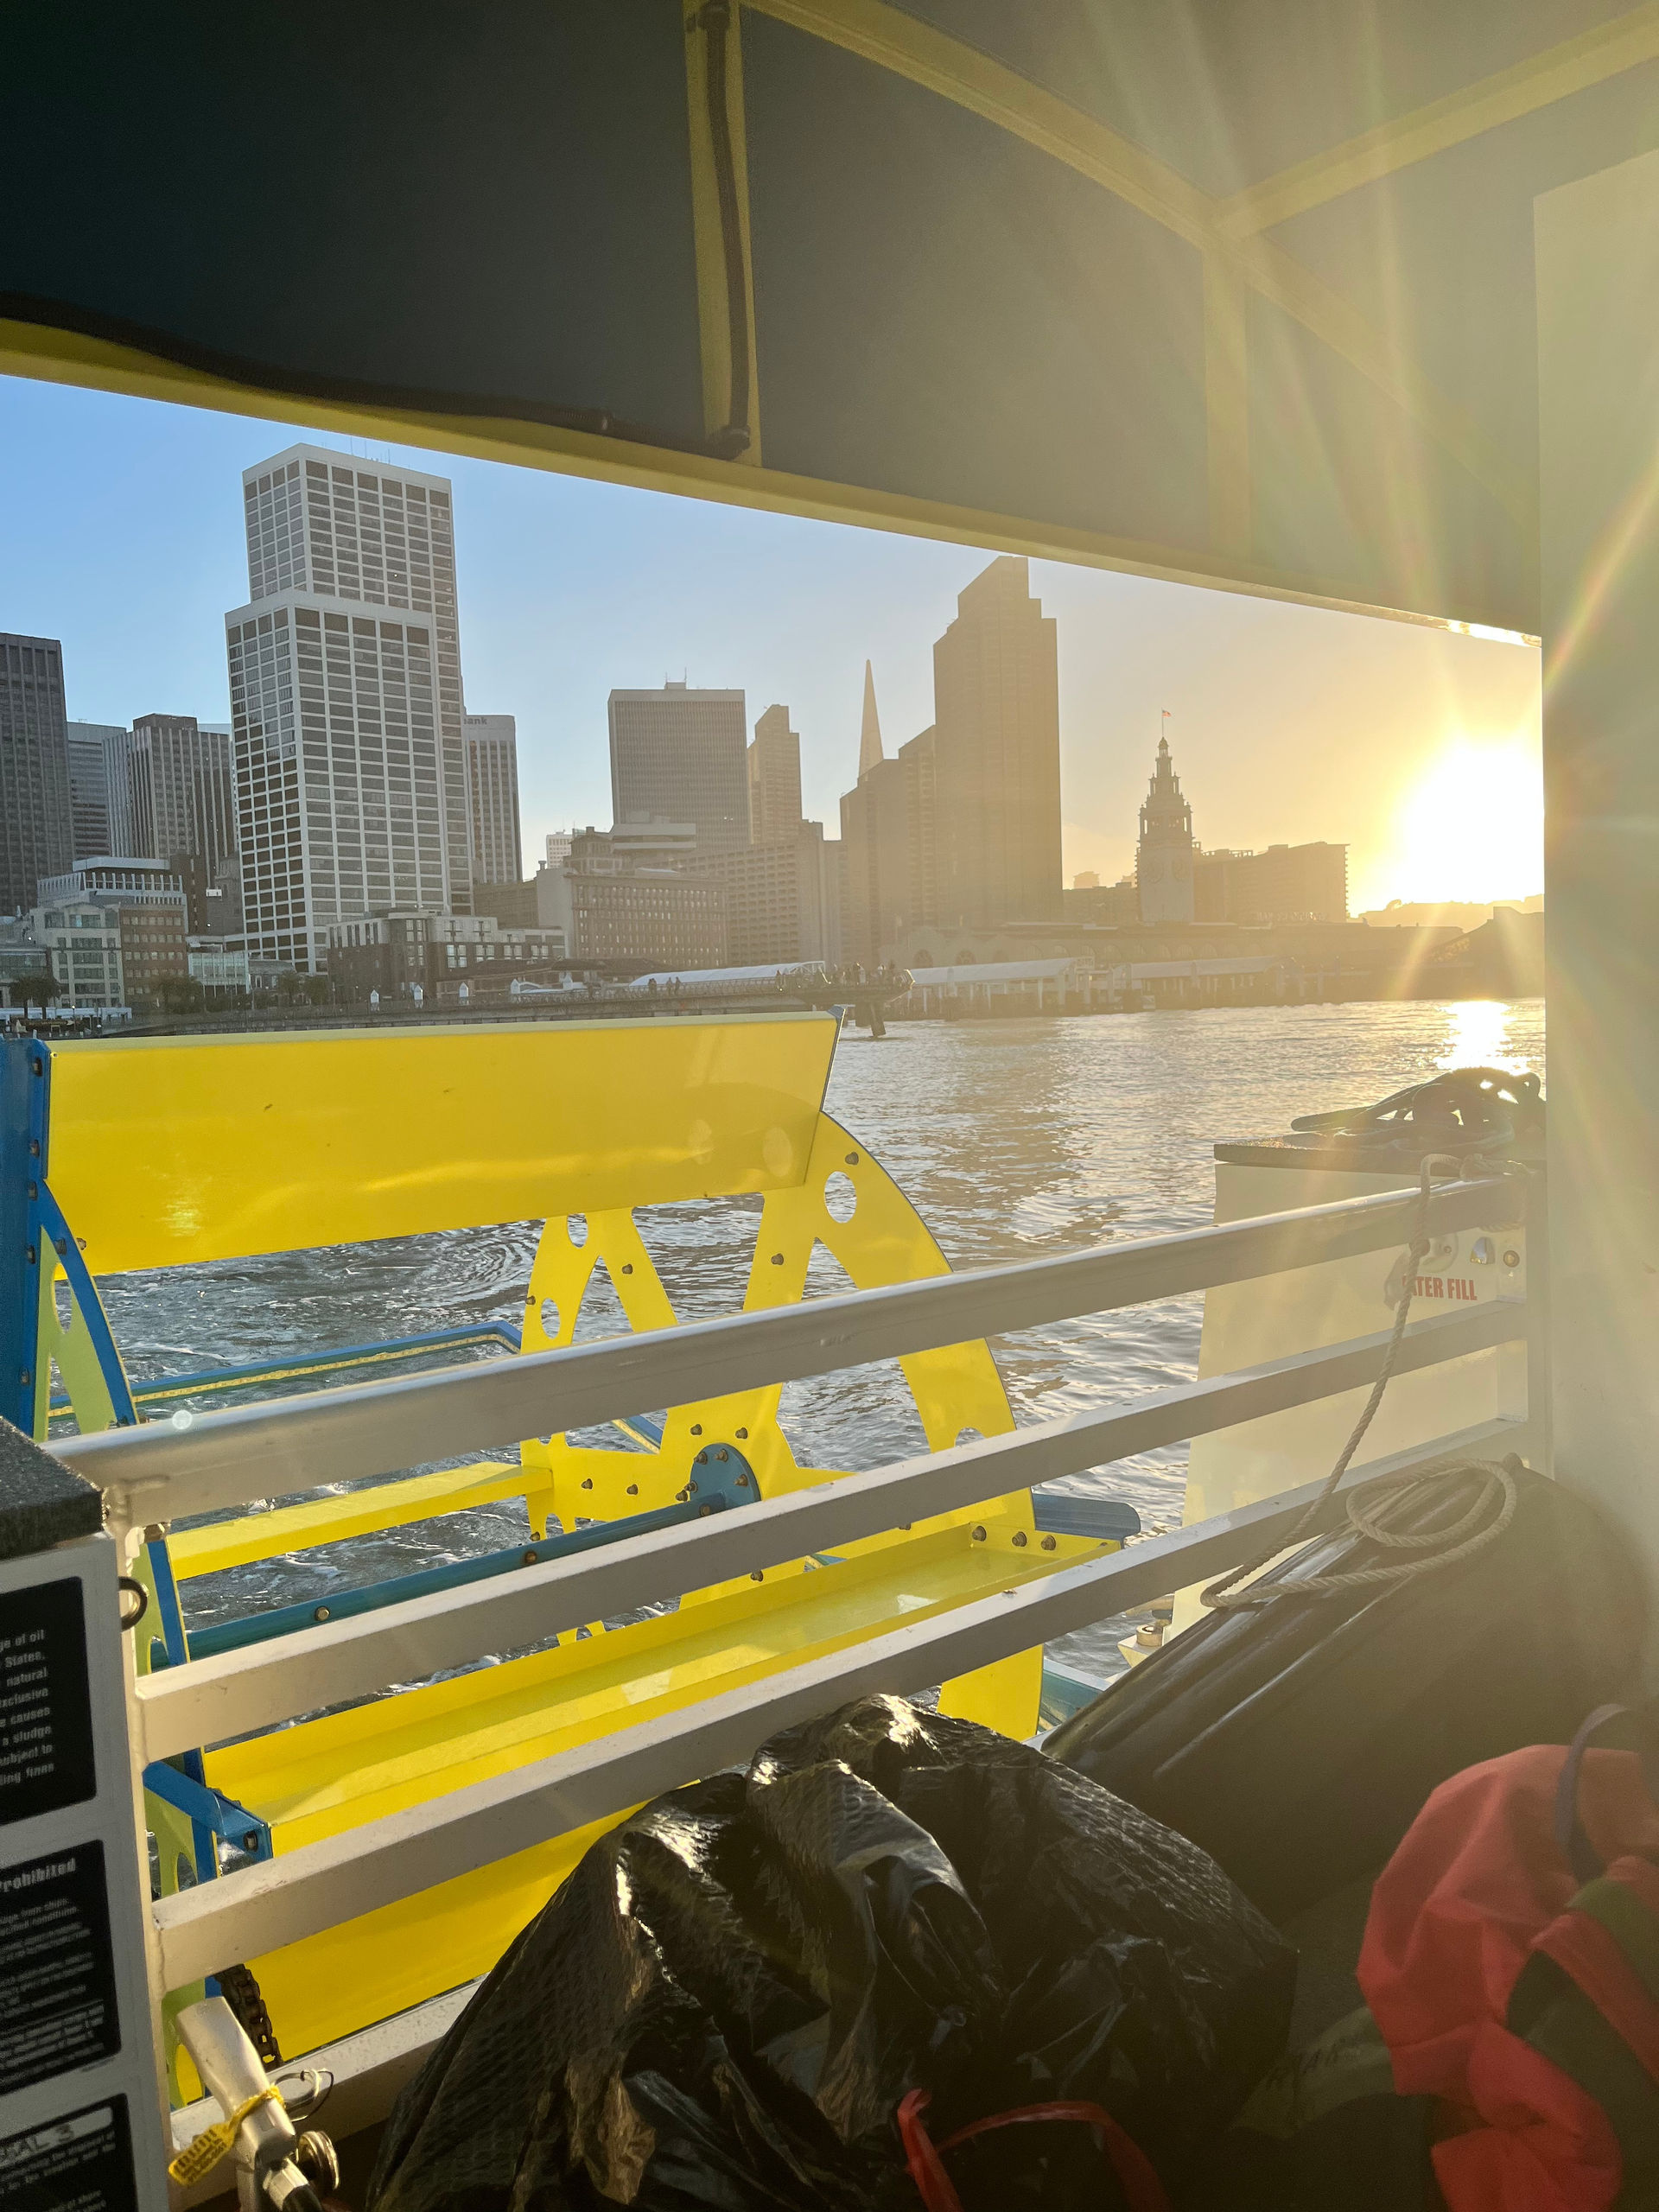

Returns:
143,1757,273,1865
1031,1492,1141,1542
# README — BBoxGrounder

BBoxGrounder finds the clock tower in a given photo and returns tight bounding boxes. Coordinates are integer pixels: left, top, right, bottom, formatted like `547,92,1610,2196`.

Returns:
1137,734,1195,924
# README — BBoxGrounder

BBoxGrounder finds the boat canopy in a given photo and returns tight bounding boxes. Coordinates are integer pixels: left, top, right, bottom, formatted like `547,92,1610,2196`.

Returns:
6,3,1656,636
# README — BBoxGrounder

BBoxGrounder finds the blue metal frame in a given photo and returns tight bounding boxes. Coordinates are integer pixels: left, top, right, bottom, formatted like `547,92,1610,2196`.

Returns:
143,1758,273,1865
0,1036,49,1435
35,1176,138,1426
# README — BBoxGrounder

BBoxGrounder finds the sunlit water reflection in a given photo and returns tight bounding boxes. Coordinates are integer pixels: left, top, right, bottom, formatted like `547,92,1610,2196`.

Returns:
103,997,1543,1691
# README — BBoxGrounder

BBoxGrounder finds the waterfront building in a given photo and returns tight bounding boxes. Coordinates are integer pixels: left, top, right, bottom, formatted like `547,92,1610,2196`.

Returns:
325,908,567,1003
1193,841,1349,925
66,721,122,861
1065,877,1141,924
1137,735,1195,924
608,683,748,854
930,557,1063,928
0,901,125,1009
748,703,803,843
465,714,523,884
226,446,475,973
188,937,251,995
1,632,73,915
686,823,840,965
536,858,727,970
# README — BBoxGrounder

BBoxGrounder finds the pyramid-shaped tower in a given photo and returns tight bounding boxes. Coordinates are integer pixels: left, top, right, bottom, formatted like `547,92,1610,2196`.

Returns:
857,659,884,779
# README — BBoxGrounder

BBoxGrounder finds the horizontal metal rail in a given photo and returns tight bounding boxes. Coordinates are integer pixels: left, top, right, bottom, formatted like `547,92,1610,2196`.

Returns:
58,1174,1522,1530
49,1323,524,1415
149,1416,1520,1989
136,1299,1522,1762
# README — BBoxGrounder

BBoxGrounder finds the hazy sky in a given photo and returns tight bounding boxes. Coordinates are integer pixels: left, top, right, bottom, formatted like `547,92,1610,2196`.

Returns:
1,373,1543,913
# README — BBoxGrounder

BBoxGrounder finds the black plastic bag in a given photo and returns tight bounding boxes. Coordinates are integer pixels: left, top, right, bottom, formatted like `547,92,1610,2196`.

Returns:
367,1696,1294,2212
1047,1464,1644,1922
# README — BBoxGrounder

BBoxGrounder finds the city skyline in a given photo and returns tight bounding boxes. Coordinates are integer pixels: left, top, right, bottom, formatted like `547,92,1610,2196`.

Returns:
0,377,1545,914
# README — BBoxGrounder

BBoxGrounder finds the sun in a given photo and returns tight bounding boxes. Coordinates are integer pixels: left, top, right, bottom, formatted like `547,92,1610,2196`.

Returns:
1378,734,1543,907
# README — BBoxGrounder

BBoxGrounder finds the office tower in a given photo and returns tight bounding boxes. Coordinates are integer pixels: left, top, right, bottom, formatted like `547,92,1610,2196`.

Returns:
226,445,475,970
226,602,450,973
1136,734,1195,923
1193,840,1348,925
748,703,803,842
0,633,73,915
126,714,238,880
66,721,122,860
930,557,1062,927
545,829,575,868
608,683,748,853
234,444,474,916
465,714,523,884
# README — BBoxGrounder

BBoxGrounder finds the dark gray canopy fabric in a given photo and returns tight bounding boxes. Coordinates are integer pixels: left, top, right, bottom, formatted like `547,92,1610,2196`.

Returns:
4,0,1655,632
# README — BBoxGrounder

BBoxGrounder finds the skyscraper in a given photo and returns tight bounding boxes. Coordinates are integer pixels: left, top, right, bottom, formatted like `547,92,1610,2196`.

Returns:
747,704,803,843
126,714,238,880
608,683,748,853
65,721,123,861
1136,734,1195,923
1,633,73,915
465,715,523,884
837,664,914,969
857,660,883,777
226,446,474,972
930,557,1062,927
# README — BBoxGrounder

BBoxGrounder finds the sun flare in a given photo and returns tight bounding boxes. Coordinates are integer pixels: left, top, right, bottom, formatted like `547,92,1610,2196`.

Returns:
1379,735,1543,907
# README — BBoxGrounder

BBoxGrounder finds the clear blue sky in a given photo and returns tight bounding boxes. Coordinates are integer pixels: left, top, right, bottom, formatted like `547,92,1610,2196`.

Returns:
1,372,1543,911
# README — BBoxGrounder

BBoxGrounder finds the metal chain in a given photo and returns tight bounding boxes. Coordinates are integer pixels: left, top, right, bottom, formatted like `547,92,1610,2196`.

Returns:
1200,1150,1517,1612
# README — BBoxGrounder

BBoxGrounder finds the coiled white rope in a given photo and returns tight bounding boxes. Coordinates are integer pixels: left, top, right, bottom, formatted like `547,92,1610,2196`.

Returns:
1201,1153,1521,1611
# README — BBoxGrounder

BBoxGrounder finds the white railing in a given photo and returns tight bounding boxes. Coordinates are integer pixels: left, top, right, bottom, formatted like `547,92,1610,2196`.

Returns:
50,1173,1533,2063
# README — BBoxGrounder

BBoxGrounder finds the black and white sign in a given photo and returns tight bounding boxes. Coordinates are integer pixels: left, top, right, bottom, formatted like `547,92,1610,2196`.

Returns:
0,1540,166,2212
0,1847,120,2099
0,1584,96,1830
0,2098,137,2212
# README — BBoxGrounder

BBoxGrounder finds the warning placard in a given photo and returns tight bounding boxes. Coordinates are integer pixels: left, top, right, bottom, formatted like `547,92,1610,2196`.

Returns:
0,1845,119,2098
0,2100,136,2212
0,1583,96,1828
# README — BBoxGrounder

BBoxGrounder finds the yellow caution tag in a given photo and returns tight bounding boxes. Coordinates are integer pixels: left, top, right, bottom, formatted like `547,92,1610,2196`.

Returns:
168,2088,283,2187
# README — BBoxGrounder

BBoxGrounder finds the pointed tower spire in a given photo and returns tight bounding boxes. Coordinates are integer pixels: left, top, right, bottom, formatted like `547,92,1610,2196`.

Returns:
857,659,884,778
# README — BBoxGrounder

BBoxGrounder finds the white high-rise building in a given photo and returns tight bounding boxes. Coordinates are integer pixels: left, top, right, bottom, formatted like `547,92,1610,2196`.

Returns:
225,445,475,972
464,714,522,884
